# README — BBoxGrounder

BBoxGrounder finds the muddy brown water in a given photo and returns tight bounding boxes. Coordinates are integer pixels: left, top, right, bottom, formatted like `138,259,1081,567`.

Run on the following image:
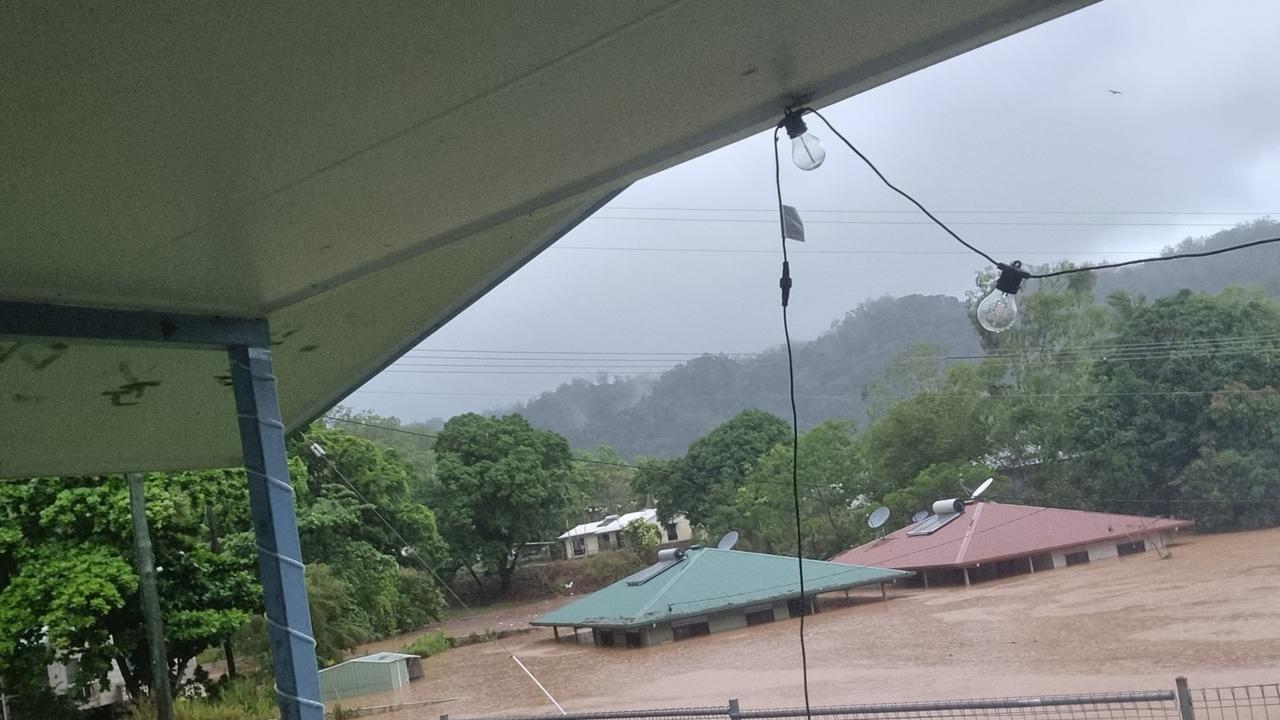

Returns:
344,529,1280,719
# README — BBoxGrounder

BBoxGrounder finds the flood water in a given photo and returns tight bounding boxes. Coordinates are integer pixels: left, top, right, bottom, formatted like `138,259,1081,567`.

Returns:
351,528,1280,718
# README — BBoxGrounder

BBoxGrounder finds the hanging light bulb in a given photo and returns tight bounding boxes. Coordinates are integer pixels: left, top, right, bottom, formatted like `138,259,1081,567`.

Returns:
977,261,1029,333
782,110,825,171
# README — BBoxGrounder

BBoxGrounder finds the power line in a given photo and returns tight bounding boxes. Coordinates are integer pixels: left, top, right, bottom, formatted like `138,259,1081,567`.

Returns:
381,343,1280,372
606,205,1280,217
389,362,684,370
402,348,757,357
394,332,1280,362
587,215,1244,228
552,246,1166,256
380,369,667,376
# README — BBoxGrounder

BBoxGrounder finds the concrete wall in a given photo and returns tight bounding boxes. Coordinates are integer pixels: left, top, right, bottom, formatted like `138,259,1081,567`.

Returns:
771,600,790,621
635,599,795,647
708,611,746,634
646,624,674,645
1050,538,1124,568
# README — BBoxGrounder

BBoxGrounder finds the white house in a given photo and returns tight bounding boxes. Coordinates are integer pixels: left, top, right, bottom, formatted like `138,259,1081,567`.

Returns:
559,509,692,559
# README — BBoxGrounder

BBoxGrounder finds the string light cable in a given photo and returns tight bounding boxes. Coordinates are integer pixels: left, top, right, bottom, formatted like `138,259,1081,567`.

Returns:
790,107,1280,334
773,115,812,719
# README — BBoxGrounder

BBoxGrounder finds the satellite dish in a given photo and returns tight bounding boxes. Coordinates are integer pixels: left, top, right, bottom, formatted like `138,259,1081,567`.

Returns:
868,506,891,529
716,530,740,550
971,477,994,500
912,510,929,524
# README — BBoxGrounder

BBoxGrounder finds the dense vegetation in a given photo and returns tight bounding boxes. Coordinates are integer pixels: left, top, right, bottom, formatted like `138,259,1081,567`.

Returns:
0,428,451,715
4,221,1280,717
518,221,1280,459
518,294,982,458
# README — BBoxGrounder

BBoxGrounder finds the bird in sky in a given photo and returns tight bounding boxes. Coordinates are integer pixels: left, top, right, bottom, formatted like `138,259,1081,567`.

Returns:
1107,89,1123,95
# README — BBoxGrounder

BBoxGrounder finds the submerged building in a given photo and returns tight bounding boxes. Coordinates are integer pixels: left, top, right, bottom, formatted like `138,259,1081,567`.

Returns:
831,501,1193,587
531,546,910,647
559,508,693,559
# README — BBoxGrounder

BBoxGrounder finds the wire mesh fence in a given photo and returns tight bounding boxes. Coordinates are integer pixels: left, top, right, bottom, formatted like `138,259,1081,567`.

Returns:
439,680,1280,720
733,691,1180,720
1186,684,1280,720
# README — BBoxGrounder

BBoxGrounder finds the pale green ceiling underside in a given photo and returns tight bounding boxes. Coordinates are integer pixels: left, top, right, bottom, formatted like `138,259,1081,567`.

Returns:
0,1,1093,478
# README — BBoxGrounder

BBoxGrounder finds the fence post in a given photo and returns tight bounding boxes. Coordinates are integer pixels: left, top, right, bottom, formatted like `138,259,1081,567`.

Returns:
1175,676,1195,720
728,698,741,720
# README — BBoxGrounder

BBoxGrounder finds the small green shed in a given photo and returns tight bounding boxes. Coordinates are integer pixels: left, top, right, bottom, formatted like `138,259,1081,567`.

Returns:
318,651,421,701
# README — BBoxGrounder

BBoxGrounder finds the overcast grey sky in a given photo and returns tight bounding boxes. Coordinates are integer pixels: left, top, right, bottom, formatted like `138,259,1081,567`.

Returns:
345,0,1280,423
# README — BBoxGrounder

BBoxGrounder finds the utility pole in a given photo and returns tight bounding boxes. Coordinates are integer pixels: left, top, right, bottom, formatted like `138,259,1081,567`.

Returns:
204,502,237,677
128,472,174,720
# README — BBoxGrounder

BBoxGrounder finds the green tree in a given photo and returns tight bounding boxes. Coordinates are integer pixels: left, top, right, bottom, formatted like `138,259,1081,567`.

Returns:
635,409,790,529
1173,385,1280,531
620,521,662,562
430,413,578,595
1067,288,1280,516
573,445,640,519
730,421,870,557
322,407,439,503
292,426,446,564
863,362,995,494
0,473,259,699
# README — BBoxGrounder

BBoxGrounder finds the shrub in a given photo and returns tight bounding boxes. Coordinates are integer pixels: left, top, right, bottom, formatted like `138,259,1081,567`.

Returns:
128,677,275,720
403,631,449,658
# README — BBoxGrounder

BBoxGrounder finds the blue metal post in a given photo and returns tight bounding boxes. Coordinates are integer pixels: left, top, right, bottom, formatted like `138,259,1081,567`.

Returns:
228,345,323,720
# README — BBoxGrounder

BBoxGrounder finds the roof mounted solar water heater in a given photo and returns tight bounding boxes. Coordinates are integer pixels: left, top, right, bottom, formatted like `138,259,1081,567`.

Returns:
907,498,965,536
624,548,687,585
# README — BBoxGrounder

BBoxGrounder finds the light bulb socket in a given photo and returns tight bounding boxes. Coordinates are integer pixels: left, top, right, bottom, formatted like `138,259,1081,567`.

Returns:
782,110,808,139
995,261,1029,294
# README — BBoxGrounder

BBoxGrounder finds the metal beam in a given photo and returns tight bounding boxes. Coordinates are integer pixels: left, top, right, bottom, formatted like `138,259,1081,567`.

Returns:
228,345,323,720
0,300,269,349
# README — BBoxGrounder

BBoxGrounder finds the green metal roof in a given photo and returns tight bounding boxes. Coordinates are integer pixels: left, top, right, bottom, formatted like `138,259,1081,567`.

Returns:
531,547,911,629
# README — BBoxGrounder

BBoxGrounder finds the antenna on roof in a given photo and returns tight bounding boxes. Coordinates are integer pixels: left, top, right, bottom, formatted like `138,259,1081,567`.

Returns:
911,510,929,524
970,477,994,501
716,530,739,550
868,506,890,530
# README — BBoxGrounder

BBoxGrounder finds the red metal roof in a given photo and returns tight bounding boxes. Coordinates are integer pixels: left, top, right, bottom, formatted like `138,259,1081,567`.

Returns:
829,502,1193,570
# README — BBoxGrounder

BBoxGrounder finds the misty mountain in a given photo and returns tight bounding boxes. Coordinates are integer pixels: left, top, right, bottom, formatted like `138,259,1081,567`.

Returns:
513,221,1280,459
1093,219,1280,300
517,294,981,458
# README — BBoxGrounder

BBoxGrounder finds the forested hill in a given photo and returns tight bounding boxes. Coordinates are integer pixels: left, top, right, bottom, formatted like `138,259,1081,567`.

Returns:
1093,219,1280,300
517,294,981,458
515,220,1280,459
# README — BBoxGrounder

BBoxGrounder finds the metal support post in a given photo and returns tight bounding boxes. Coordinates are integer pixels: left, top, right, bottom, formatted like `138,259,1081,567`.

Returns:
228,345,323,720
128,472,174,720
728,698,741,720
1176,676,1195,720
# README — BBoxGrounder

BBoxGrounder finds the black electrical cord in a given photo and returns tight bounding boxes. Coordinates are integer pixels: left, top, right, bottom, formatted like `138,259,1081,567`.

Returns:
774,120,811,718
802,107,1280,281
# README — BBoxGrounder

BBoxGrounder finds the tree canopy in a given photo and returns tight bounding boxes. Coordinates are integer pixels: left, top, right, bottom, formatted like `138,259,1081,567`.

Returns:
430,413,579,594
